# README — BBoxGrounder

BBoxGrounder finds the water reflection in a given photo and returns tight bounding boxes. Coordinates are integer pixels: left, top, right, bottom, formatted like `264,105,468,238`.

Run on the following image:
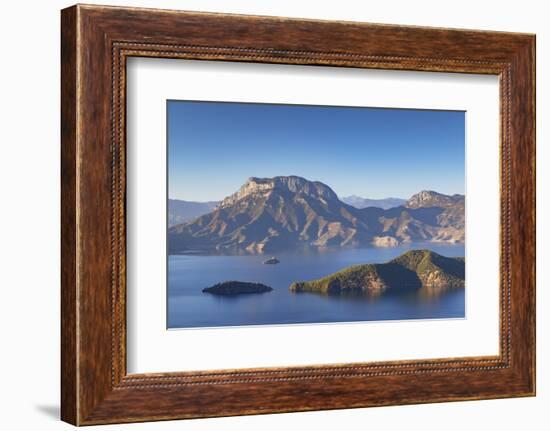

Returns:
291,290,384,303
291,285,461,303
415,286,457,300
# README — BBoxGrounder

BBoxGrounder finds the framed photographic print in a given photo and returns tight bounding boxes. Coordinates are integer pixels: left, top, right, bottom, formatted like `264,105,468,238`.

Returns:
165,101,467,330
61,4,536,425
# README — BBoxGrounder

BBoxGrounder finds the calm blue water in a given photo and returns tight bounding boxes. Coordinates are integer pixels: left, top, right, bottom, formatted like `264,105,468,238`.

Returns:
168,243,465,329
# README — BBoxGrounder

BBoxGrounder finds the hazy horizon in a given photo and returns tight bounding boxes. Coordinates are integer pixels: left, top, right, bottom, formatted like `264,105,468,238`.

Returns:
168,101,465,201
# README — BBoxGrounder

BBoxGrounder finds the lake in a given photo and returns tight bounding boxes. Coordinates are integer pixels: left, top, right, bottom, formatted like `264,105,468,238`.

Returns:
168,243,465,329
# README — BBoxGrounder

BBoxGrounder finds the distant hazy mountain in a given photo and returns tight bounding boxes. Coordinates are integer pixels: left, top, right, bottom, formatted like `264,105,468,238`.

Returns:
342,195,406,209
290,249,465,294
168,199,220,227
168,176,465,254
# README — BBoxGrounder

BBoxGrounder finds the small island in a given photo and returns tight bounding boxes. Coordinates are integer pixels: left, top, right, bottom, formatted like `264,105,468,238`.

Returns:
203,281,273,295
290,249,464,295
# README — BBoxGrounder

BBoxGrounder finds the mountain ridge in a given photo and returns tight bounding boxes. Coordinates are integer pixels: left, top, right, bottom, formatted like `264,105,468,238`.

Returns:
168,176,465,254
342,195,406,210
405,190,464,209
219,176,339,208
168,199,220,227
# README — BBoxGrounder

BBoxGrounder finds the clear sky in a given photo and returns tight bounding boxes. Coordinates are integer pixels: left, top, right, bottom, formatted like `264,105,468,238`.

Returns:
168,100,465,201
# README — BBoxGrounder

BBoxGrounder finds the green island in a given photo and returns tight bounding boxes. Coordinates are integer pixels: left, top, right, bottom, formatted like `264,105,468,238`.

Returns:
203,281,273,295
290,249,464,295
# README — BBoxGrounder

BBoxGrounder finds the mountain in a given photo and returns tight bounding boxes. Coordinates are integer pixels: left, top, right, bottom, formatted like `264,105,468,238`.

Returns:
290,249,464,295
405,190,464,209
168,199,220,227
169,176,372,253
342,195,406,210
168,176,465,254
403,190,465,243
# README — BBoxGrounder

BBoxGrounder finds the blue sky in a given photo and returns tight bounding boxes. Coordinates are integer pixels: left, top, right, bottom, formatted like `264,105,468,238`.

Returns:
168,101,465,201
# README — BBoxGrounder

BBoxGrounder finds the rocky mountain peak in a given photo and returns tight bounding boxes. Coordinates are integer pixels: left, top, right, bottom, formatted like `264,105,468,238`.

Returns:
405,190,463,209
220,175,338,208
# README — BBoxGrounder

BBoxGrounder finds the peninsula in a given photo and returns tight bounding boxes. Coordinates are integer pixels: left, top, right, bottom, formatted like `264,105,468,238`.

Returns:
290,249,464,295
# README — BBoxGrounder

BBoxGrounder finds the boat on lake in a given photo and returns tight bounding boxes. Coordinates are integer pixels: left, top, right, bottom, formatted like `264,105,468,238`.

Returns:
263,256,280,264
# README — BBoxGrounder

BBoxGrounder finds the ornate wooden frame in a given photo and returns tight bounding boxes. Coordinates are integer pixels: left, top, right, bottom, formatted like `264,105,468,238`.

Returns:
61,4,535,426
